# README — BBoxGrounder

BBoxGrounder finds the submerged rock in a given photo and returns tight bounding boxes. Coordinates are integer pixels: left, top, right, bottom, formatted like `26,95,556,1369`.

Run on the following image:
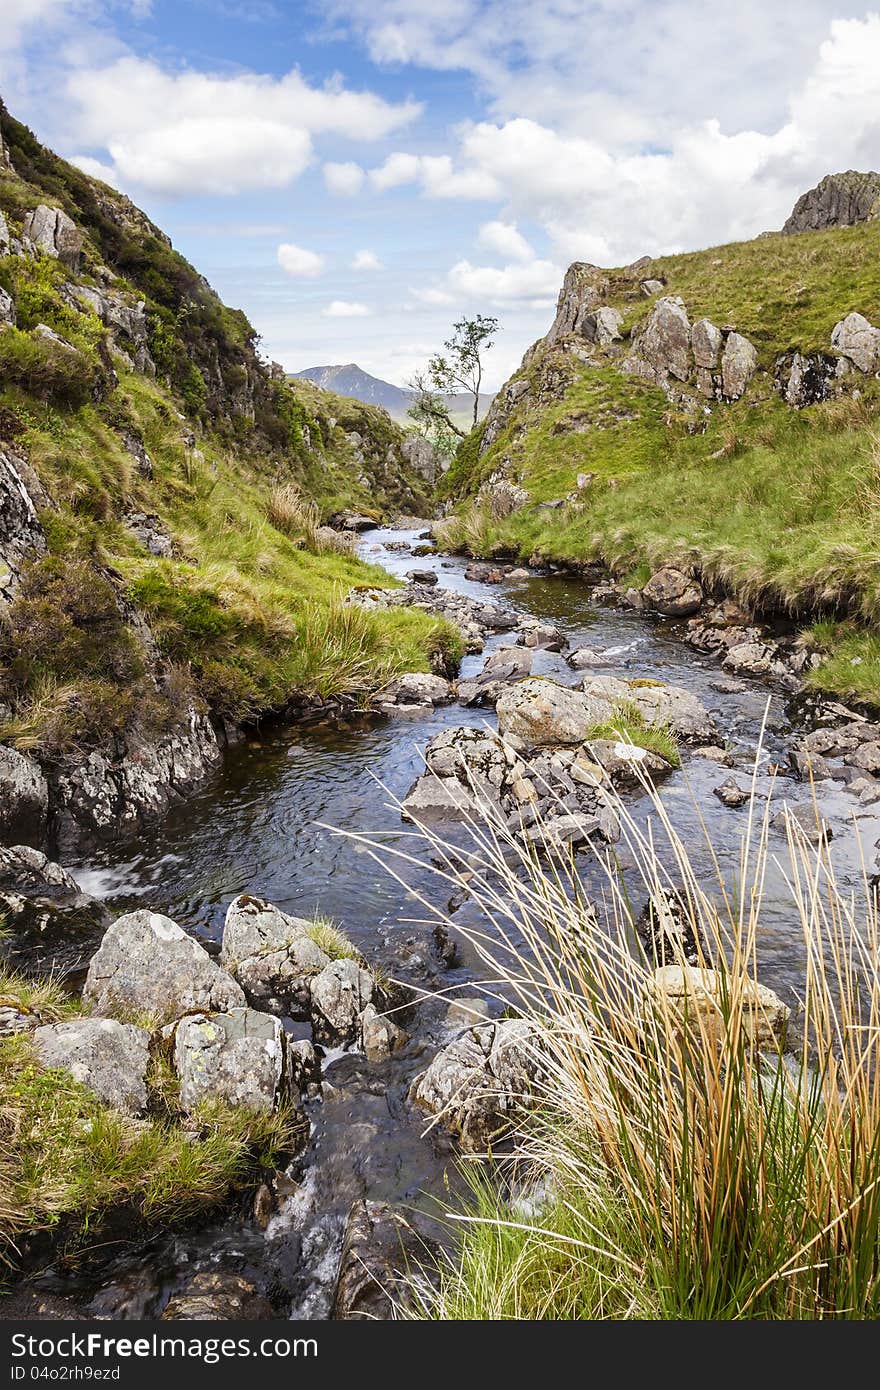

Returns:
161,1271,275,1321
84,910,245,1022
33,1018,150,1114
332,1200,440,1320
456,644,533,706
410,1018,547,1152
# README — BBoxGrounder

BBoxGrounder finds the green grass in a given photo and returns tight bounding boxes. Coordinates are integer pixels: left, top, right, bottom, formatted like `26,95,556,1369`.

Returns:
587,700,680,767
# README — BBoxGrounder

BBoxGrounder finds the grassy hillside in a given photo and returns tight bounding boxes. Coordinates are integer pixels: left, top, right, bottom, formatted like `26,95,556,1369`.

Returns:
0,104,453,762
440,220,880,703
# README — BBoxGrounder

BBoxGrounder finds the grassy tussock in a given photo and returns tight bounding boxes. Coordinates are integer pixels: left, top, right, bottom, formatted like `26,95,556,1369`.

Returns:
364,737,880,1319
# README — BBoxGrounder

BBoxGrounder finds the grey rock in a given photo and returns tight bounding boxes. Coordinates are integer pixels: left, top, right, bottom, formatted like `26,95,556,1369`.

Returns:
624,296,691,385
714,777,757,809
640,278,665,296
123,511,173,558
586,737,671,786
720,332,758,400
782,171,880,235
0,285,15,327
400,434,439,484
457,644,533,706
691,318,722,369
382,672,453,708
831,312,880,374
33,1018,150,1114
84,909,245,1022
220,894,328,1017
789,748,833,781
406,568,438,586
518,619,567,651
173,1007,292,1113
0,747,49,846
773,802,833,844
410,1018,546,1152
776,351,841,407
567,647,606,669
72,286,155,374
310,958,375,1045
22,205,82,270
400,776,481,823
359,1002,407,1062
582,306,623,345
722,640,785,678
546,262,610,343
846,740,880,774
579,673,718,743
161,1271,274,1321
496,678,605,748
0,448,47,603
332,1200,439,1320
642,566,703,616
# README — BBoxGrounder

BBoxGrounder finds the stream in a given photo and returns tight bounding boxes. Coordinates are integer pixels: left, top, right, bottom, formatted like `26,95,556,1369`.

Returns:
23,528,880,1318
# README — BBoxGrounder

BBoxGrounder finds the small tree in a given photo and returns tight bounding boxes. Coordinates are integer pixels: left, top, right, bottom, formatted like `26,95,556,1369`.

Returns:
407,314,499,450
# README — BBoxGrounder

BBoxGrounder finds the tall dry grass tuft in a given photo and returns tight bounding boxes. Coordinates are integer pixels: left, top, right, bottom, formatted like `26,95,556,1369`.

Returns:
353,735,880,1318
266,484,320,548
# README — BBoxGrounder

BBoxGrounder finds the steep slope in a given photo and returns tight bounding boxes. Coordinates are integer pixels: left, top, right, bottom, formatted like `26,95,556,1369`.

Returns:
0,101,453,849
439,213,880,703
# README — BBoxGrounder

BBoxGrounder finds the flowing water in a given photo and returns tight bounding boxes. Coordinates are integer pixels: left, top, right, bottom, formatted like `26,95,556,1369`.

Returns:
30,528,880,1317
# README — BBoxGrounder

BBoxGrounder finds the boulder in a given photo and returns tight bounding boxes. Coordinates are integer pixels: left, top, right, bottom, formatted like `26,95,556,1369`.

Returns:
720,332,758,399
22,205,82,270
495,678,604,749
579,673,718,743
400,434,439,484
691,318,722,369
773,802,833,845
722,641,785,679
359,1003,407,1062
0,844,109,975
84,910,245,1022
846,740,880,774
567,647,606,670
33,1018,150,1114
586,737,671,786
646,965,789,1049
713,777,760,809
624,296,691,385
831,312,880,374
582,306,623,345
0,746,48,845
381,672,453,709
407,569,438,586
410,1018,546,1152
335,512,375,532
0,285,14,326
782,171,880,235
642,567,703,617
776,351,841,407
310,957,376,1045
161,1271,274,1321
173,1007,292,1113
456,644,533,707
400,776,480,823
640,278,665,296
517,620,567,651
220,895,328,1017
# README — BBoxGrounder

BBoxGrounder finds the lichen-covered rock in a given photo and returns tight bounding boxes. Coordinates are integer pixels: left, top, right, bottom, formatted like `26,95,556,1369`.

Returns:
646,965,789,1049
72,285,155,374
33,1018,150,1114
400,434,439,485
720,332,758,399
691,318,722,369
84,910,245,1021
624,296,691,385
831,312,880,374
495,678,605,748
220,895,329,1017
310,958,376,1045
22,205,82,270
642,567,703,617
546,262,610,343
359,1002,407,1062
579,673,718,743
582,306,623,344
0,746,48,846
410,1018,547,1152
775,351,842,407
0,285,14,326
173,1007,292,1113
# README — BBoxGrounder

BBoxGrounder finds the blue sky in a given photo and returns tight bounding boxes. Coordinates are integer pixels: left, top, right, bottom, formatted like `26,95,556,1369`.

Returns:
3,1,880,388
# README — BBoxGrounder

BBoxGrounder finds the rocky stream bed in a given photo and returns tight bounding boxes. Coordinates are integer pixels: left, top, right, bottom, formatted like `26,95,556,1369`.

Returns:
3,525,880,1321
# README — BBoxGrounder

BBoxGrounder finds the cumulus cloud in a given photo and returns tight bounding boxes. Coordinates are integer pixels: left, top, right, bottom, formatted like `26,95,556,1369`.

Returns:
409,286,456,305
477,219,534,262
63,56,421,196
323,160,365,195
70,154,121,188
369,151,498,198
351,248,382,270
324,300,371,317
448,257,561,306
277,242,325,278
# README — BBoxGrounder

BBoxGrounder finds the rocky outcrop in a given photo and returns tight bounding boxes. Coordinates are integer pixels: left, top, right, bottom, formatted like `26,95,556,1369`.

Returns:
624,296,691,385
84,909,246,1022
21,205,82,270
0,747,49,846
782,171,880,235
720,332,759,400
32,1018,150,1114
71,285,155,375
400,434,439,485
0,285,14,326
642,567,703,617
410,1018,547,1152
582,306,623,345
546,262,610,344
0,448,47,604
173,1007,293,1114
831,312,880,374
775,351,843,407
691,318,722,369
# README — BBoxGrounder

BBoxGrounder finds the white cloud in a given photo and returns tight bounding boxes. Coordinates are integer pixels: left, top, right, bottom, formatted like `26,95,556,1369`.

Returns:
409,286,455,306
351,248,382,270
477,219,534,262
277,242,325,278
61,56,421,196
70,154,121,188
323,160,365,195
448,257,562,305
369,151,498,198
324,300,371,317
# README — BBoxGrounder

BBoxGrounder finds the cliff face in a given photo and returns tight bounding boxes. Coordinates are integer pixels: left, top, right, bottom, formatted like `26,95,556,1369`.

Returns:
0,102,443,850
